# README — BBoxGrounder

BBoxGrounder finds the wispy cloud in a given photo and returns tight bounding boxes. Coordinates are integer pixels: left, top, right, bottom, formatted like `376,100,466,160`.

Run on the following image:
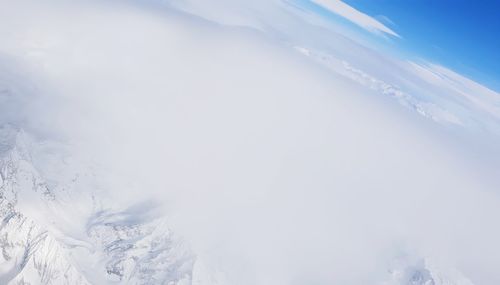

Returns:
311,0,400,37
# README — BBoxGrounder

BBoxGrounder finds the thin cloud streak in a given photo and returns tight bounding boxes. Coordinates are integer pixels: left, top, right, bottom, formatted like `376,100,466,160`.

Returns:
311,0,400,37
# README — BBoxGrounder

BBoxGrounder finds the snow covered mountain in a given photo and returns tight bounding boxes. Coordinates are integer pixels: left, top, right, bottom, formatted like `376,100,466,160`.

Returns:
1,0,500,284
0,125,199,284
0,125,478,284
0,125,480,285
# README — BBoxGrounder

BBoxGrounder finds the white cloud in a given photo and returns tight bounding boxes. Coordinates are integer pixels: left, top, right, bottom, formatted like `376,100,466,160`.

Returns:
311,0,400,37
1,1,500,285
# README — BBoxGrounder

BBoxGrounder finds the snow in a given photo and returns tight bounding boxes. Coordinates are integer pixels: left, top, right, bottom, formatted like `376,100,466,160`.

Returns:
0,128,197,284
0,0,499,284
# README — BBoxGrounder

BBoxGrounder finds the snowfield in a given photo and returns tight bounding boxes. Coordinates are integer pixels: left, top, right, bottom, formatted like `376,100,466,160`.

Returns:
1,0,500,284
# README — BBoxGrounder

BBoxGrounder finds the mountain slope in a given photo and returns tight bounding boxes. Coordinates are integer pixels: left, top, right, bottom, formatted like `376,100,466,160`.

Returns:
0,125,198,284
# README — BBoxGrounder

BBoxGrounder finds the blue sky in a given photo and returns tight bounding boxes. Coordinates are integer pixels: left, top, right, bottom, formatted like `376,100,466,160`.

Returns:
301,0,500,92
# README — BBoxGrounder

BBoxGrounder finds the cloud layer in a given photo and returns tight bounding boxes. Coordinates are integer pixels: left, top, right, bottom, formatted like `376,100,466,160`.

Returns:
1,1,499,284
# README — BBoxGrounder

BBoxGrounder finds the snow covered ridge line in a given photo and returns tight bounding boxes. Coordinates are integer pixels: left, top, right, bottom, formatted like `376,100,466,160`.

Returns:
294,46,469,128
0,125,219,285
0,126,90,284
339,60,463,125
